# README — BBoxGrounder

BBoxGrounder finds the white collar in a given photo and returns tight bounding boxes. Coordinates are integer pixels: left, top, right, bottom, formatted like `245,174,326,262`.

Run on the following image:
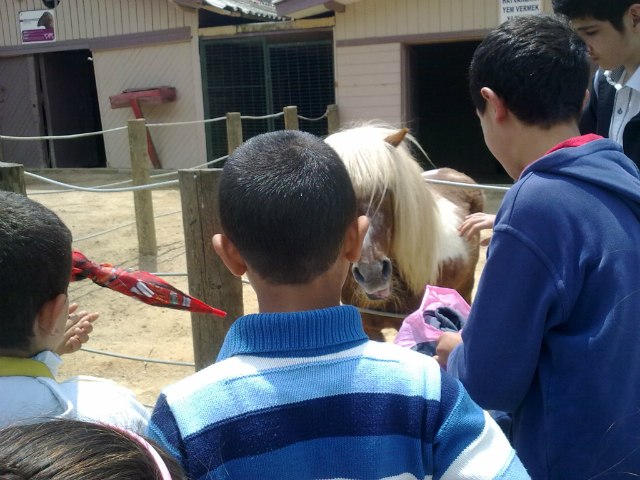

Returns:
31,350,63,377
605,65,640,93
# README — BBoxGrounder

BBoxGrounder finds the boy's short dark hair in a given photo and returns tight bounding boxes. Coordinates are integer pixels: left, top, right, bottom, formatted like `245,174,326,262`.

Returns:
0,192,72,350
219,130,356,285
553,0,636,32
469,14,590,128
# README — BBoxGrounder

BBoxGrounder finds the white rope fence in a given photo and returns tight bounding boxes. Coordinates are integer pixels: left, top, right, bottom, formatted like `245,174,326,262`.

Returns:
28,167,511,196
356,307,407,319
2,107,510,367
0,110,328,142
24,172,179,193
240,113,284,120
150,272,188,276
0,126,128,141
80,347,195,367
423,177,511,192
28,155,229,196
73,210,182,243
298,109,329,122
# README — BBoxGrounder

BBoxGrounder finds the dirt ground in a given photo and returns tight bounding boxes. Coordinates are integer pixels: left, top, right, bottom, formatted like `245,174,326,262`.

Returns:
27,169,499,408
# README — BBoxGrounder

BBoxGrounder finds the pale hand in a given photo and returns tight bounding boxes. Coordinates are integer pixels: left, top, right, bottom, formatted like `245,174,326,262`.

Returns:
54,303,100,356
458,213,496,246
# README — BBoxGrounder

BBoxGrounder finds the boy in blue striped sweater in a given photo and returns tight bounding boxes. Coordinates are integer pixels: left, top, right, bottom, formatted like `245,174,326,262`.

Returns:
147,131,528,480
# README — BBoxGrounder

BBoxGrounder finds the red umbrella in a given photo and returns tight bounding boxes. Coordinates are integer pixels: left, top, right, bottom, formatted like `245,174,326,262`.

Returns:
70,251,225,317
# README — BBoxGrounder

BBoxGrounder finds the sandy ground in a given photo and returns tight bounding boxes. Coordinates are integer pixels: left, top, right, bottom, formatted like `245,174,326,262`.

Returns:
26,169,500,408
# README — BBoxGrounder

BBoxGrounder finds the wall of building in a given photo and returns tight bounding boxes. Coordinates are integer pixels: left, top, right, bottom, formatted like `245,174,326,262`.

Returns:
334,0,553,41
0,1,206,168
335,0,496,41
93,14,206,168
334,0,554,126
0,0,190,46
336,43,402,126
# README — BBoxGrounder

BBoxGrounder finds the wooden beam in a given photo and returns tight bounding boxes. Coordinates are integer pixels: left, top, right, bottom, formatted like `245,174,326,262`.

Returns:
323,1,345,13
0,162,26,195
327,104,339,134
226,113,243,154
109,87,176,109
284,106,299,130
202,5,242,17
179,169,243,369
198,17,334,37
336,29,491,47
128,119,158,256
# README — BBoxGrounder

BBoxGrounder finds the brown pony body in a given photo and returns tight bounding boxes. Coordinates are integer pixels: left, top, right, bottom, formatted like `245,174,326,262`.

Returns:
326,124,484,341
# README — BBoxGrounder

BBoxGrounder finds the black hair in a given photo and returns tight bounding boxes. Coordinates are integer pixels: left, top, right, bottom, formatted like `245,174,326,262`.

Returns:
0,192,72,350
469,14,590,128
553,0,636,32
219,130,357,285
0,420,185,480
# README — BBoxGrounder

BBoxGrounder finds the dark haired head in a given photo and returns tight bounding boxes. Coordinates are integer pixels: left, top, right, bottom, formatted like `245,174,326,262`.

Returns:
469,14,590,128
0,420,185,480
553,0,636,32
0,192,72,350
219,130,357,285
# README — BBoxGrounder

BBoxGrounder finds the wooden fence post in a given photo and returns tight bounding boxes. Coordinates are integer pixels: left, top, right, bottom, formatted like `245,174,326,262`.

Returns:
226,113,243,154
327,104,339,134
179,169,243,370
128,118,157,256
284,106,299,130
0,162,26,195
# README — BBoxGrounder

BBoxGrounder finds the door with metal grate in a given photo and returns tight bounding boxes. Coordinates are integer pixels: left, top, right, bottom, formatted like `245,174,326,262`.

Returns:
268,41,334,138
201,37,335,161
201,39,270,161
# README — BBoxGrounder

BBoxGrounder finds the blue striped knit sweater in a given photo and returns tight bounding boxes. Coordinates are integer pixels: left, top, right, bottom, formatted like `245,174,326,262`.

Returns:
148,306,528,480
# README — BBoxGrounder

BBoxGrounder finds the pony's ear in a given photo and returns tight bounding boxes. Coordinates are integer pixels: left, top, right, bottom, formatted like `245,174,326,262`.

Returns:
384,128,409,148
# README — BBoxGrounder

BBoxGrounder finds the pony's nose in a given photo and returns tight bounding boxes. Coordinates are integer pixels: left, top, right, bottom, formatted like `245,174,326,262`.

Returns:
353,265,366,284
381,258,391,280
352,257,392,285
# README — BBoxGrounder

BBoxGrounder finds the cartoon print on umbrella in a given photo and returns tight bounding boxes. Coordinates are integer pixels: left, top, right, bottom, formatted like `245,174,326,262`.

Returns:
70,251,225,317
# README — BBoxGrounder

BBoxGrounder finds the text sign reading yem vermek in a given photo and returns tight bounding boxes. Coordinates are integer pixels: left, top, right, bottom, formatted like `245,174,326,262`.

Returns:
500,0,541,23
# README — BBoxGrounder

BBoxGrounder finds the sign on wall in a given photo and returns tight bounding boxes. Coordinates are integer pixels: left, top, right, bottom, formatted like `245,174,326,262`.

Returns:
499,0,542,23
19,10,56,44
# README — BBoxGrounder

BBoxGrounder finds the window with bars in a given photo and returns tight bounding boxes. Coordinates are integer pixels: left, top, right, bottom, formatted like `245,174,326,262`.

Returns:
201,37,335,161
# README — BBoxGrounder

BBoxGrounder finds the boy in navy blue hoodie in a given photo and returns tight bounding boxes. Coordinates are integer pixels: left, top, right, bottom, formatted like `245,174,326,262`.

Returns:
435,14,640,479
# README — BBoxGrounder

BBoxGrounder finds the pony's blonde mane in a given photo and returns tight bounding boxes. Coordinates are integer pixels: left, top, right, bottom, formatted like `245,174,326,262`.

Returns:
326,122,441,293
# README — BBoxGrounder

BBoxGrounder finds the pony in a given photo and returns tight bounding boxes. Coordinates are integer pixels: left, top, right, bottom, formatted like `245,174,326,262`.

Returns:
326,123,484,341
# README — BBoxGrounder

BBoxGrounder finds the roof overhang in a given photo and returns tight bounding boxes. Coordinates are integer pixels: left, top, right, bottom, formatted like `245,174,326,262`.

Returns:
171,0,281,21
273,0,359,19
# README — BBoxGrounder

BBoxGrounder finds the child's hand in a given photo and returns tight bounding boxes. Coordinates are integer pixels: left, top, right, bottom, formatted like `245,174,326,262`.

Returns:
433,332,463,368
54,303,100,356
458,213,496,246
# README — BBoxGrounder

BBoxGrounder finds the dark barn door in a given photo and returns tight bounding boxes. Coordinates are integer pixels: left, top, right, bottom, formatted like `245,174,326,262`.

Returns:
0,55,48,167
409,41,509,182
40,50,105,168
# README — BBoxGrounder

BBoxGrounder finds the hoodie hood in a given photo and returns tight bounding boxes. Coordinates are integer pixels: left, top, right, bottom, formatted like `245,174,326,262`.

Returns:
521,137,640,217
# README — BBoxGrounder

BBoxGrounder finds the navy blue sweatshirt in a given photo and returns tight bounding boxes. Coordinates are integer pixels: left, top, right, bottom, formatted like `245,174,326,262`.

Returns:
449,136,640,479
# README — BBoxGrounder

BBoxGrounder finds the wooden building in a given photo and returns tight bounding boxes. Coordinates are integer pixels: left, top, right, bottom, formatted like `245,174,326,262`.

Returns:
0,0,277,168
276,0,554,180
